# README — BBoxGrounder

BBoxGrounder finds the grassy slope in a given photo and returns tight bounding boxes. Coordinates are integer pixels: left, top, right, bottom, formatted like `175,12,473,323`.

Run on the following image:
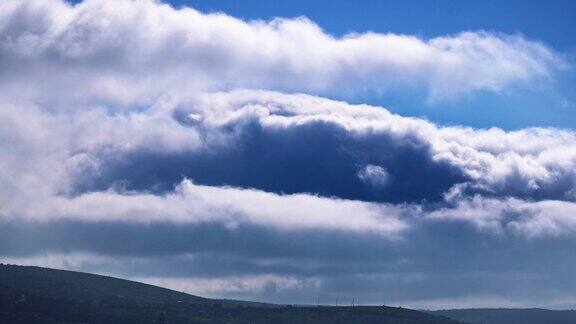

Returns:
0,264,460,323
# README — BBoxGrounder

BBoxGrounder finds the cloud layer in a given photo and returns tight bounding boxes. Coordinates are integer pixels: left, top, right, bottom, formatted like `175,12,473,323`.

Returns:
0,0,563,104
1,0,576,309
4,86,576,306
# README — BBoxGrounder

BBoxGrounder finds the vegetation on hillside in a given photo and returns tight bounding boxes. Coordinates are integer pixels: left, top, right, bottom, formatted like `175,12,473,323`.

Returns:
0,264,460,323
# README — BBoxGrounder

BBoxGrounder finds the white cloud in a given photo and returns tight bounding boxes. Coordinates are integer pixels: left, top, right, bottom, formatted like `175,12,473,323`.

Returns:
358,165,389,188
426,196,576,238
7,179,408,236
0,0,563,105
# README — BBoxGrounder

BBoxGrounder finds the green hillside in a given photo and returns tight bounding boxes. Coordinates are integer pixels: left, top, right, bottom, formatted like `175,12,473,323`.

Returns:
0,264,460,323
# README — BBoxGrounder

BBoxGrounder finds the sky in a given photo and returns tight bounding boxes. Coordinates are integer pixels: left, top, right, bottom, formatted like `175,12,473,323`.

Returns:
2,0,576,309
182,0,576,130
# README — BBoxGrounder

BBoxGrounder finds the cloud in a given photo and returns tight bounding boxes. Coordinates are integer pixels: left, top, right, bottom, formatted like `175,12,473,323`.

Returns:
427,197,576,238
129,90,576,204
4,90,576,237
358,165,390,188
0,0,563,105
3,88,576,306
4,216,576,308
138,275,322,298
13,179,408,236
2,0,576,309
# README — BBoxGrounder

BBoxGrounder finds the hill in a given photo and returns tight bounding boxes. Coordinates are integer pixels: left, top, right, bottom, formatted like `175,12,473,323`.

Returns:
430,308,576,324
0,264,460,323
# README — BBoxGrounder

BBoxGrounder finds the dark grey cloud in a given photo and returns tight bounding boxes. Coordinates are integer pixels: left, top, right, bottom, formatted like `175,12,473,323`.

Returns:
3,217,576,307
58,91,576,207
78,117,467,204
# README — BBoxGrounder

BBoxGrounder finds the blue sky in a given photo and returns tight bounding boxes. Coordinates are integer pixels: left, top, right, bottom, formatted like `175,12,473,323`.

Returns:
176,0,576,130
5,0,576,309
182,0,576,49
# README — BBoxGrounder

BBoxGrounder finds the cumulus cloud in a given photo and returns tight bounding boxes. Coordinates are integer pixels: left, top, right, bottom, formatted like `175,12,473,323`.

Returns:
4,90,576,238
2,0,576,309
171,91,576,204
0,0,563,105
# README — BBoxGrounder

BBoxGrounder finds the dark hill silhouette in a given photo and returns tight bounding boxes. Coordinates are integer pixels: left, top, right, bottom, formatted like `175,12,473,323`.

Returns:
0,264,460,323
430,308,576,324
